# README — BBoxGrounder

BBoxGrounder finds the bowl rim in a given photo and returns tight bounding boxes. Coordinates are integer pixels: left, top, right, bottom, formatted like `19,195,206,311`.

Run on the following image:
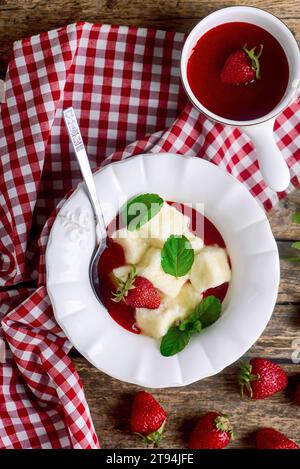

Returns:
46,153,280,388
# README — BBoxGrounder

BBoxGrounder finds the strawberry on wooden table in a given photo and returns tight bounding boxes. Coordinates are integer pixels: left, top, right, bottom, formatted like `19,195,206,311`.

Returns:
188,412,234,449
220,45,263,85
130,391,167,446
238,358,288,399
256,428,299,449
112,266,161,309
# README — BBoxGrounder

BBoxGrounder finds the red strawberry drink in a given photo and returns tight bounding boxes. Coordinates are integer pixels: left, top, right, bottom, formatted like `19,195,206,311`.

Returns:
187,22,289,121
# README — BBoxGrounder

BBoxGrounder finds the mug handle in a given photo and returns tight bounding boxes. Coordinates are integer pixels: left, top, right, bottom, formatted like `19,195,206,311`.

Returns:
239,117,290,192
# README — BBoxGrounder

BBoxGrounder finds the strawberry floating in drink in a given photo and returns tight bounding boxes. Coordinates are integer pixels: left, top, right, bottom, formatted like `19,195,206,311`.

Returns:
186,22,289,121
220,44,263,85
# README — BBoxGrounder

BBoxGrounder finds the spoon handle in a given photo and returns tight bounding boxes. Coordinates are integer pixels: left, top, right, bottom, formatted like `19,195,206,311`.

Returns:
63,107,105,243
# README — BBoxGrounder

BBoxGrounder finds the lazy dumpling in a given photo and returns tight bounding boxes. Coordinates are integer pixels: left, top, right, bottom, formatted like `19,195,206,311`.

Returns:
190,246,231,293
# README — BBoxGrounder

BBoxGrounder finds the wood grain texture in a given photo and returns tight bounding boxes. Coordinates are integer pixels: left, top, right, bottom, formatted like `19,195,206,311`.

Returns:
1,0,300,71
74,357,300,449
268,190,300,239
1,0,300,450
73,305,300,448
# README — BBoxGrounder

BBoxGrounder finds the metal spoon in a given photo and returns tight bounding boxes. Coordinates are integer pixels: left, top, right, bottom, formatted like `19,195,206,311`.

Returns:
63,107,106,302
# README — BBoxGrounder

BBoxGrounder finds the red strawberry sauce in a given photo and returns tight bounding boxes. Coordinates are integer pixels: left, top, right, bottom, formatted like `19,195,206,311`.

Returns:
187,22,289,121
98,203,229,334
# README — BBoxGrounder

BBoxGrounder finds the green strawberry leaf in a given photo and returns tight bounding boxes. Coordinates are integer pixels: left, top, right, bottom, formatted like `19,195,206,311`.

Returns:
135,419,167,447
161,235,194,277
193,295,222,328
292,213,300,224
112,266,137,302
243,44,263,80
122,193,164,231
292,241,300,250
160,327,191,357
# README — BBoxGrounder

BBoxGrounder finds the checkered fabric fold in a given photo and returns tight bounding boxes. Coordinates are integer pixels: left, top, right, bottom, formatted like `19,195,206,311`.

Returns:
0,22,299,449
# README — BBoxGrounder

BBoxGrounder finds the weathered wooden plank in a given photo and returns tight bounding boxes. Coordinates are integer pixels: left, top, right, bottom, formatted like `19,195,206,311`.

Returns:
0,3,299,67
74,349,300,448
176,0,300,18
73,304,300,448
268,191,300,240
76,366,300,449
1,0,300,17
1,0,299,17
249,304,300,358
278,242,300,302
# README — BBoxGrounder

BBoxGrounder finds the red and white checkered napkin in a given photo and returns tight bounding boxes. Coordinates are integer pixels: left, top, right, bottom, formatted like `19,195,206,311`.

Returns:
0,22,299,449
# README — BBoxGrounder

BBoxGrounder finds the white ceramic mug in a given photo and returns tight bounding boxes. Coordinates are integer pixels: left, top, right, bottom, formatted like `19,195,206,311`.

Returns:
181,6,300,192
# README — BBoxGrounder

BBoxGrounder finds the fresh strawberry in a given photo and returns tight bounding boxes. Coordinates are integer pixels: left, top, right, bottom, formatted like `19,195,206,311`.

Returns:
112,266,161,309
220,45,263,85
295,383,300,406
188,412,234,449
124,276,161,308
130,391,167,446
256,428,299,449
238,358,288,399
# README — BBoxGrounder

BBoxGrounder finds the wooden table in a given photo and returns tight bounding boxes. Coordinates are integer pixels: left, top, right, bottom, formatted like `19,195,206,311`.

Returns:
1,0,299,449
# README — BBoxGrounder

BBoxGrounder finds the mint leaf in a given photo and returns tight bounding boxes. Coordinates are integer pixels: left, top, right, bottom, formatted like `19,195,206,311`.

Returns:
292,213,300,224
161,235,194,277
160,327,191,357
179,295,221,333
122,193,163,231
194,295,222,328
179,313,202,333
292,242,300,250
160,295,222,357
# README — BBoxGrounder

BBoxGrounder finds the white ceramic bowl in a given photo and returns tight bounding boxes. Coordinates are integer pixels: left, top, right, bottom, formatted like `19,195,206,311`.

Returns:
181,6,300,192
46,153,279,388
181,6,300,127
